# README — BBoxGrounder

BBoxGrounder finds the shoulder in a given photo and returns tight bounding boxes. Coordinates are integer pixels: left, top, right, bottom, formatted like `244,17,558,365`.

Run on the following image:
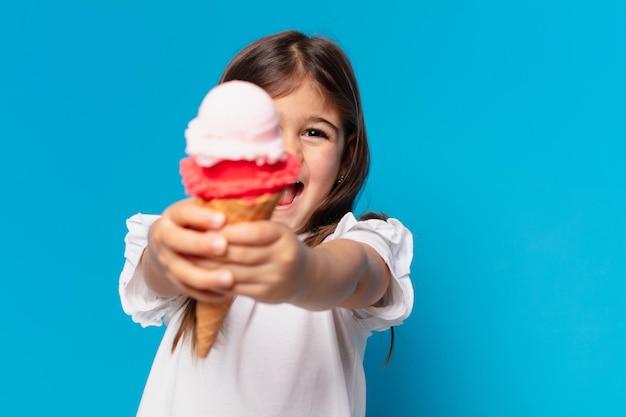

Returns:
327,212,413,280
330,213,414,330
328,212,412,247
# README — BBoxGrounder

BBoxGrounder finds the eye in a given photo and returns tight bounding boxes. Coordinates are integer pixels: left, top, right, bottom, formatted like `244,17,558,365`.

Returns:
303,128,329,139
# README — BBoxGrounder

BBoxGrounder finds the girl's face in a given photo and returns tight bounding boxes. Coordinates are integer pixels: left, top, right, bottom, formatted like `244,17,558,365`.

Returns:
271,80,345,230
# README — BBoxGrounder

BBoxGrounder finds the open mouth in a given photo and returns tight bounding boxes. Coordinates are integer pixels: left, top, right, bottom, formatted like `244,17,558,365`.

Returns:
276,181,303,208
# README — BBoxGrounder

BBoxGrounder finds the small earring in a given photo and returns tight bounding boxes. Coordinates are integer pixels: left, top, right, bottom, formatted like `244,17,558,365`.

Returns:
336,175,345,184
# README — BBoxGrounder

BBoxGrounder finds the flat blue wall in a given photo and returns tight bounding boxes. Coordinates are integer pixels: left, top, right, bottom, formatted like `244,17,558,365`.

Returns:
1,1,624,416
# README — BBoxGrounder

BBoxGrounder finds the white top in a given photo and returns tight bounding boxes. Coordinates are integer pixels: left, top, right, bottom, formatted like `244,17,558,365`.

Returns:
119,212,414,417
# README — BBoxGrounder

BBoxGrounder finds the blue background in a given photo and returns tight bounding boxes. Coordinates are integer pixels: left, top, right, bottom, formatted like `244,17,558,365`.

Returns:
1,1,625,416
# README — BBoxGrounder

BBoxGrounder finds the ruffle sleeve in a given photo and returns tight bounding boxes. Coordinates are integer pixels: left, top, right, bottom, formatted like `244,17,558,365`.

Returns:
119,213,185,327
328,213,414,331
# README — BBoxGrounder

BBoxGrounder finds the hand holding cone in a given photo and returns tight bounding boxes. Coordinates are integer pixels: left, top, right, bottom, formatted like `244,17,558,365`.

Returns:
193,193,281,357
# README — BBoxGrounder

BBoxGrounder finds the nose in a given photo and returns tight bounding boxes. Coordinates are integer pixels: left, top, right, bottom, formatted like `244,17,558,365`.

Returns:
282,131,303,160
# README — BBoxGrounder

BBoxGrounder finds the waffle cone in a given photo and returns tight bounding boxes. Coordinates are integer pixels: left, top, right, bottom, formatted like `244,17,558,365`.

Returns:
195,192,281,224
194,192,281,357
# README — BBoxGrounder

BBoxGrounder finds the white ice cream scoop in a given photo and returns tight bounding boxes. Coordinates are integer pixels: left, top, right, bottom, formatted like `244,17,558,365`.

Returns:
184,80,286,167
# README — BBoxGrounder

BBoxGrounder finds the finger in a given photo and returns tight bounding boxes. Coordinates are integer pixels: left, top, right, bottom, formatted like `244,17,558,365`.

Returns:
165,252,234,291
188,255,234,270
166,198,226,231
156,222,228,257
220,263,279,287
221,221,283,246
209,244,270,266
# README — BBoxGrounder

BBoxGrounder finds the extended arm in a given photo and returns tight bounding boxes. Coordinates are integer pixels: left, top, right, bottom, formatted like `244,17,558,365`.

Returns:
294,238,391,310
216,221,392,311
135,200,393,311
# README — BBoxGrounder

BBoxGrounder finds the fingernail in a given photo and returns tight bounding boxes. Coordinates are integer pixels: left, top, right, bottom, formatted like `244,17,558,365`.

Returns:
211,235,226,254
211,212,226,225
218,271,232,286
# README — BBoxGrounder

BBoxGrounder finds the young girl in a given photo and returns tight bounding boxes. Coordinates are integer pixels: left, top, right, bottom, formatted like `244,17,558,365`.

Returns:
119,30,414,417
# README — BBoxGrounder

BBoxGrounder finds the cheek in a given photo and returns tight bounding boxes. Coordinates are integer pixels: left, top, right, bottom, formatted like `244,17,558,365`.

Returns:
308,155,340,187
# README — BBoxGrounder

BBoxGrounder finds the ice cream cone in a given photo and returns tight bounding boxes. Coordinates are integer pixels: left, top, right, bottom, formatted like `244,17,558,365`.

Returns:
178,81,300,358
194,191,281,357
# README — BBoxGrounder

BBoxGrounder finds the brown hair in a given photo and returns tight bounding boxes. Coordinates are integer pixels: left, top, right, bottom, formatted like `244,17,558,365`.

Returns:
219,30,371,245
172,30,392,362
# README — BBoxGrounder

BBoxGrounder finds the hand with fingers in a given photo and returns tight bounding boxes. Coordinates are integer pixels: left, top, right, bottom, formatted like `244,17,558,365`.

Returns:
213,220,310,305
143,198,234,304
